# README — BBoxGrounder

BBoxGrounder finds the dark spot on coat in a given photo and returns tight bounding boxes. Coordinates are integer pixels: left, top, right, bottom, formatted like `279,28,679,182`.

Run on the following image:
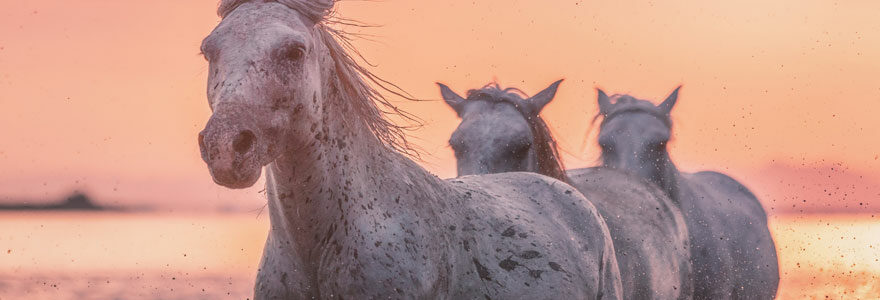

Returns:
501,226,516,238
548,261,564,272
473,258,492,281
529,269,544,279
280,272,290,293
292,103,304,115
519,250,541,259
499,257,519,271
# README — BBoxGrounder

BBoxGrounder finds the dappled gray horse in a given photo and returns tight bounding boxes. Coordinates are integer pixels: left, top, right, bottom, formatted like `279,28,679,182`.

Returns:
440,81,692,299
197,0,623,299
595,87,779,299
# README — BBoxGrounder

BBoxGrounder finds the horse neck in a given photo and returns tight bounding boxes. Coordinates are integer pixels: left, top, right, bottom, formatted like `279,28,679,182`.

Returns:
525,146,541,173
655,151,682,201
262,72,447,268
524,145,566,181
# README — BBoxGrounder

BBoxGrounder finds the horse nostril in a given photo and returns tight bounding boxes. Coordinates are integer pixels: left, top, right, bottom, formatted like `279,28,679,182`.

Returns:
233,130,256,154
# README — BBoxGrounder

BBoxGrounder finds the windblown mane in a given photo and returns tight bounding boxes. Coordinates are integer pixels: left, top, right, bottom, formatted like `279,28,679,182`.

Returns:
219,0,333,22
217,0,420,156
466,83,569,182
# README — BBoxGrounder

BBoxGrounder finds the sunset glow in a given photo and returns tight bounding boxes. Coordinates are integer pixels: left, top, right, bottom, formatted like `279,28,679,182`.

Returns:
0,0,878,298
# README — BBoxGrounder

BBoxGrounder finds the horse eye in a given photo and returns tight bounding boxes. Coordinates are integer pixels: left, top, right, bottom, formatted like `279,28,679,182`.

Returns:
285,46,305,61
648,141,666,153
449,139,463,151
200,46,217,62
200,38,216,61
276,43,305,62
601,143,614,151
511,142,530,156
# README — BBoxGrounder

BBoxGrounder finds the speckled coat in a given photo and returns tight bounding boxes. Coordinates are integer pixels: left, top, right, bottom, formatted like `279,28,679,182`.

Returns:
197,1,624,299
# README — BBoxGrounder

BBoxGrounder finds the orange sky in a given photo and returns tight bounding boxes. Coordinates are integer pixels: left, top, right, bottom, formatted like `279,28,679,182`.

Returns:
0,0,878,211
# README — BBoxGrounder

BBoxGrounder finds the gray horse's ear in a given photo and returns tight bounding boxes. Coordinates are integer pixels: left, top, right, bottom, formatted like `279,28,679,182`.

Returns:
524,79,563,115
658,85,681,115
437,82,466,116
315,0,336,18
597,88,612,115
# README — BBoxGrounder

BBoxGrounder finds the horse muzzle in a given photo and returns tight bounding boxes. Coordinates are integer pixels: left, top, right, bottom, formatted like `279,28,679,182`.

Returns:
198,107,268,189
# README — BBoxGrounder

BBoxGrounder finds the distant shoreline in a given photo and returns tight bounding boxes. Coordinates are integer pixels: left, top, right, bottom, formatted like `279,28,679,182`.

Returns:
0,204,117,211
0,192,130,212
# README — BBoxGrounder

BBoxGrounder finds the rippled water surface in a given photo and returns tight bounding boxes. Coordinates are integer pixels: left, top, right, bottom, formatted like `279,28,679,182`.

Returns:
0,212,876,299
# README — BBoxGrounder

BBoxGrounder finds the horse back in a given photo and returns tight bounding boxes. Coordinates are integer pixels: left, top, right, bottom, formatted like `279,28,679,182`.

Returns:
447,172,622,300
690,171,768,219
569,167,692,300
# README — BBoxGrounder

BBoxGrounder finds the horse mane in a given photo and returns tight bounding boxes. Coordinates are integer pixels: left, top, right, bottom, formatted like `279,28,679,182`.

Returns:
465,82,529,101
466,84,569,182
593,94,672,128
219,0,333,22
217,0,420,157
528,115,569,182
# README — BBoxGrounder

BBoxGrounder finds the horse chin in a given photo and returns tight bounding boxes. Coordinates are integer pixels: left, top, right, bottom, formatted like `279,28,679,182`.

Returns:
207,155,264,189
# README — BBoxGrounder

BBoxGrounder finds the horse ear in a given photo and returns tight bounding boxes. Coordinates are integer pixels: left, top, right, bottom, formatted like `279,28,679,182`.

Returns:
524,79,563,115
597,88,612,115
315,0,335,18
658,85,681,115
437,83,466,116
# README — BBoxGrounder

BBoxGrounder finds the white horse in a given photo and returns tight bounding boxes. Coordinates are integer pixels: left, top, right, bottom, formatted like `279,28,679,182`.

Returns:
197,1,622,298
440,82,693,299
595,88,779,299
